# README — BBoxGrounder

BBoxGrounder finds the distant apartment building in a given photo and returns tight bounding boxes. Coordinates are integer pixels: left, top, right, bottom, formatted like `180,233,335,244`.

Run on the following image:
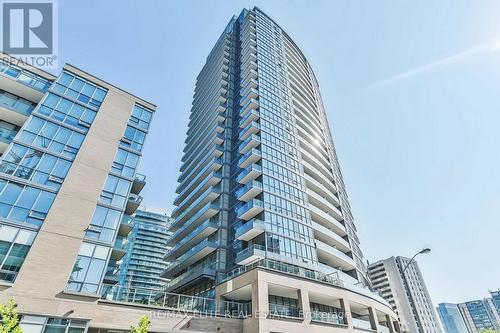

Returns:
436,303,469,333
115,208,172,297
458,299,499,332
368,256,442,333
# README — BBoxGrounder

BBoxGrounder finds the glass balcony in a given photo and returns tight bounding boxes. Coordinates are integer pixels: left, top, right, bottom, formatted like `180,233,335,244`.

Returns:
238,133,260,154
162,240,218,277
238,148,261,169
237,198,264,220
239,121,260,141
315,239,356,271
235,244,266,265
240,98,259,118
0,63,52,92
235,218,266,241
117,214,134,236
125,193,143,215
110,237,128,261
0,91,36,117
130,172,146,194
0,124,18,144
237,164,262,184
236,180,263,202
101,283,251,318
165,220,218,261
269,303,302,319
239,109,259,128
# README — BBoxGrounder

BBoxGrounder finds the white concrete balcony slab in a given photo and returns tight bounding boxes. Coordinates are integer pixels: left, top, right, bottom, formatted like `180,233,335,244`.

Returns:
162,240,218,277
240,87,259,106
240,98,259,118
235,244,266,265
125,193,143,215
239,109,259,128
310,204,347,237
239,121,260,141
130,173,146,195
239,133,260,154
237,164,262,185
237,199,264,221
235,219,266,241
236,180,263,202
311,221,350,252
316,239,356,271
165,220,218,261
238,148,261,169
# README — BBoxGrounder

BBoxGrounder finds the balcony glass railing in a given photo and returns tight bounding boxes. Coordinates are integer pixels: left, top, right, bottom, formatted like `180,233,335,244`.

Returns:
235,218,265,239
235,244,266,261
0,91,36,116
219,258,389,306
236,198,263,218
0,125,18,143
237,164,261,182
101,283,251,318
269,303,302,318
0,62,52,92
236,180,262,199
352,317,373,331
310,311,346,325
238,148,261,167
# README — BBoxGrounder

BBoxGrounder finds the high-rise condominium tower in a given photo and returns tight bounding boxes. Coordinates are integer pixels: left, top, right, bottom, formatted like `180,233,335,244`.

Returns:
368,257,442,333
116,208,173,295
164,7,398,333
458,299,500,332
437,303,469,333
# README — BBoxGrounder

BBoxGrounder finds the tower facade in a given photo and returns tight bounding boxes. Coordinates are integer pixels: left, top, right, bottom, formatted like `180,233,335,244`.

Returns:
368,257,442,333
165,5,367,297
437,303,469,333
163,7,398,333
116,208,172,296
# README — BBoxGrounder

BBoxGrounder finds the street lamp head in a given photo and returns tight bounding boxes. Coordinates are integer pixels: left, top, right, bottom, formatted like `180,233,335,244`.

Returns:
419,248,431,254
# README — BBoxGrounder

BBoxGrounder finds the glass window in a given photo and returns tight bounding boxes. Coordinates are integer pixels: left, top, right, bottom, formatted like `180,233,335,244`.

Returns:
99,175,131,208
67,242,109,294
129,104,153,130
37,93,96,132
0,179,56,228
0,224,36,282
54,71,107,108
0,143,72,190
84,205,121,244
17,117,84,160
111,148,139,178
120,125,146,152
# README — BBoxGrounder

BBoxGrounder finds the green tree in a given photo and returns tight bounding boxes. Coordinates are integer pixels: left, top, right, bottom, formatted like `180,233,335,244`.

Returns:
130,316,149,333
0,299,22,333
480,330,500,333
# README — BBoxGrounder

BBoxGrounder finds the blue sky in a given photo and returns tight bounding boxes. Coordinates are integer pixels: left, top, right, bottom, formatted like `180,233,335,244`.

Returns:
57,0,500,304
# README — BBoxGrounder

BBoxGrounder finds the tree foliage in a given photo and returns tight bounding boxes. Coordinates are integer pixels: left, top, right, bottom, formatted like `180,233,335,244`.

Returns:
0,299,22,333
130,316,149,333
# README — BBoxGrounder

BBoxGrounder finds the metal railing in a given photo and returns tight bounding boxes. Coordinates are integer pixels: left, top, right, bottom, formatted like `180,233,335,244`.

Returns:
310,310,346,325
268,303,301,318
219,258,389,305
100,283,251,318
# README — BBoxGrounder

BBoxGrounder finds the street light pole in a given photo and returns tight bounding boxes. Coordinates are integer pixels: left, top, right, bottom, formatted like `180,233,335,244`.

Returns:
402,248,431,274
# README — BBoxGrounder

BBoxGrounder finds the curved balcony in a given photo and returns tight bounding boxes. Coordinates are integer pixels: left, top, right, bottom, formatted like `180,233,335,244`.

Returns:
240,98,259,118
237,199,264,221
235,218,266,241
310,204,346,237
237,163,262,185
235,244,266,266
131,173,146,194
311,221,350,252
238,148,261,169
162,240,218,277
239,121,260,141
316,239,356,272
165,220,218,261
239,133,260,154
236,180,262,202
